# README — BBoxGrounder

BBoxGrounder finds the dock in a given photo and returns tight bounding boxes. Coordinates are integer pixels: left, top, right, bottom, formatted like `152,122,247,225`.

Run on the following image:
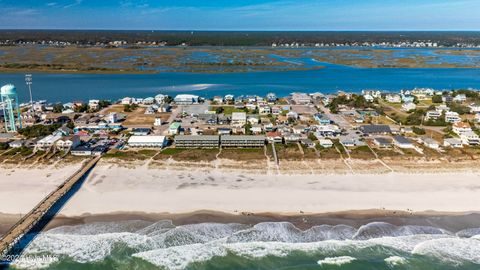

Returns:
0,156,101,258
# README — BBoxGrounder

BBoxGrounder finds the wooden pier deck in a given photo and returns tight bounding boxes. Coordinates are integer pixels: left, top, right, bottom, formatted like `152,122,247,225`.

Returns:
0,156,101,257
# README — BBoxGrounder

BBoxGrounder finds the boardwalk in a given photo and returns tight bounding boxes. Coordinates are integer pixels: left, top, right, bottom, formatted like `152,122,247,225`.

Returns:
0,156,101,258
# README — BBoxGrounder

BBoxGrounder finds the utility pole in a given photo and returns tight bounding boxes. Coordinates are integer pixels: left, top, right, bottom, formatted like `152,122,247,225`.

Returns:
25,74,33,111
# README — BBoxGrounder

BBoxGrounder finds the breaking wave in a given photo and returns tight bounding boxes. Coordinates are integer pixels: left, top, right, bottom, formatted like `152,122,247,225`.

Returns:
384,256,407,267
14,221,480,269
317,256,356,266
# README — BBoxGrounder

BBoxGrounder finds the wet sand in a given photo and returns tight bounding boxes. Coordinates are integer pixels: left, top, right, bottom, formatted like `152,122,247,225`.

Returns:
3,210,480,236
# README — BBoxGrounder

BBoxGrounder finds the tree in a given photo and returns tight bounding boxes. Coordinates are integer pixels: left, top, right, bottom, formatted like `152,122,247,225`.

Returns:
52,103,64,113
98,100,111,108
245,122,252,135
403,109,425,125
164,96,174,104
0,142,9,150
413,96,419,104
18,124,62,139
74,104,88,113
215,106,224,114
449,103,470,115
431,95,443,103
353,95,367,108
412,126,426,135
123,104,138,112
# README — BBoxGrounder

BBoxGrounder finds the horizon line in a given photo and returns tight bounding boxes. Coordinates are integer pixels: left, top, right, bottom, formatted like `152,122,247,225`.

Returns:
1,29,480,32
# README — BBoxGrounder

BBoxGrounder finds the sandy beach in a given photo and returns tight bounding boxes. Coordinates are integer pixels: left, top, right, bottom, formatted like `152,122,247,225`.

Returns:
1,159,480,219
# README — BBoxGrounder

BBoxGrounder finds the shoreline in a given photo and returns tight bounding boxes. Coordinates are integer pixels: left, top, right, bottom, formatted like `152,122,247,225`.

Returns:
2,210,480,235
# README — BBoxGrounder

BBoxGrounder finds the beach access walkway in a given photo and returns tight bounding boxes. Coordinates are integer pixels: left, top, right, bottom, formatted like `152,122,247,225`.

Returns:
0,156,101,258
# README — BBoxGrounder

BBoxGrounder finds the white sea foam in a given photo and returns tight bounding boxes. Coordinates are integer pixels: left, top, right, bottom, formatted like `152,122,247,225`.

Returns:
135,220,176,236
23,232,151,263
384,256,407,267
151,222,248,248
17,221,480,269
10,254,59,270
412,237,480,265
353,222,447,240
317,256,356,266
133,243,227,270
367,234,452,253
456,228,480,238
224,241,357,258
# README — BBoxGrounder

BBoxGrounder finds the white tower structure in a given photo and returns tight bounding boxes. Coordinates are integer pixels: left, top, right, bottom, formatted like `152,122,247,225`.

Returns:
154,117,162,126
1,84,22,132
25,74,33,111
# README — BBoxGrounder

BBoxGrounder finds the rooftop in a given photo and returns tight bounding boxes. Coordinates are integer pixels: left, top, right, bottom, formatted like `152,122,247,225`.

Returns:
221,135,266,141
359,124,392,134
175,135,219,141
393,135,412,145
374,137,392,145
128,135,166,143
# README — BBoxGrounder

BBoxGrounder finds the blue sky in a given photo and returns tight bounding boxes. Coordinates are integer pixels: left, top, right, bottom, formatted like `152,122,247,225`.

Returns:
0,0,479,30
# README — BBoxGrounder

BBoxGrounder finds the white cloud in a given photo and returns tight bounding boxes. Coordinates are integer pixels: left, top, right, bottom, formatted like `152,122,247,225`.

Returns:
64,0,82,9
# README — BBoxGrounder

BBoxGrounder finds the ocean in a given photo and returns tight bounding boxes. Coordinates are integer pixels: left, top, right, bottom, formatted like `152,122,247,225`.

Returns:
9,220,480,270
0,64,479,103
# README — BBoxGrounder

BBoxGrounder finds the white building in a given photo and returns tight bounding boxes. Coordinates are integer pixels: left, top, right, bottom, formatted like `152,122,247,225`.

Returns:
363,94,374,102
436,104,450,113
174,94,199,105
88,99,100,110
246,103,257,111
143,97,155,105
453,94,467,103
291,93,311,104
56,135,81,151
393,135,414,149
411,88,435,99
259,105,271,115
213,96,224,104
421,137,439,149
154,117,162,126
36,133,63,151
385,94,401,103
443,138,463,148
231,112,247,127
318,139,333,148
287,111,298,120
108,112,118,123
316,124,341,137
247,115,259,125
401,102,416,112
155,94,167,104
121,97,133,105
459,132,480,146
468,104,480,113
362,90,381,98
224,94,234,102
250,124,262,134
445,111,461,123
452,122,472,135
425,110,441,121
128,135,166,148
